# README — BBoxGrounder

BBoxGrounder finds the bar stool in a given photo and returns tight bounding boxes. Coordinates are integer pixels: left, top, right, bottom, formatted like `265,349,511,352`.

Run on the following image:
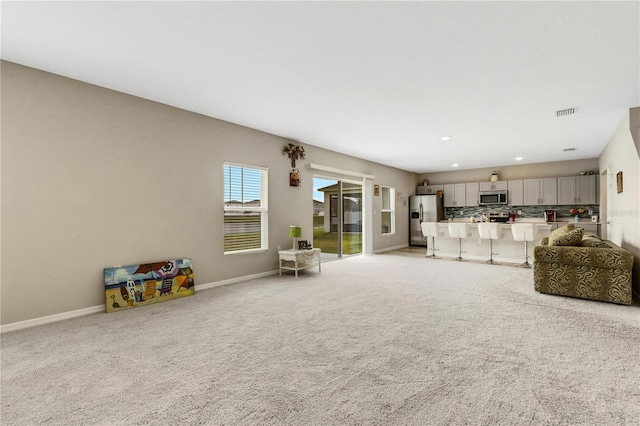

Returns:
511,223,538,268
421,222,443,259
477,223,503,264
448,223,471,261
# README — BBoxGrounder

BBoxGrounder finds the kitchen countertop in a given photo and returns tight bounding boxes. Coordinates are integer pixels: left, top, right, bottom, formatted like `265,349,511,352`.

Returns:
440,218,599,225
438,221,551,228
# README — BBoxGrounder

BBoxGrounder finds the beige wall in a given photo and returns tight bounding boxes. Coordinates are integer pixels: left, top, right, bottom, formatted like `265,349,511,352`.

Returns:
1,61,416,325
418,158,599,185
598,110,640,298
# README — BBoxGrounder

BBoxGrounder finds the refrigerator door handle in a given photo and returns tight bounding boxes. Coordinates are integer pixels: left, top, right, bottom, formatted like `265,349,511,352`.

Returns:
419,204,423,222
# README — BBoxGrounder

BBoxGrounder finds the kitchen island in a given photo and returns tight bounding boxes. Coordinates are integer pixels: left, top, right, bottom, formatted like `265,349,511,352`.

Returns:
426,220,554,264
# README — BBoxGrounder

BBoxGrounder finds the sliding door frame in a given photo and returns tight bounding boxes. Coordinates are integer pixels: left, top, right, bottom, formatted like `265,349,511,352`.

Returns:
309,162,374,256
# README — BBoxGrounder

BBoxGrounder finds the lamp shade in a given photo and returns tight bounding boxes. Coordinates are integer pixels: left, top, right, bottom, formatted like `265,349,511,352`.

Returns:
288,225,302,238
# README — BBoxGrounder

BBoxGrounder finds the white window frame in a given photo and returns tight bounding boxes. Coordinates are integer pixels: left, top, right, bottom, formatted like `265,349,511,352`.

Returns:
381,186,395,235
223,162,269,255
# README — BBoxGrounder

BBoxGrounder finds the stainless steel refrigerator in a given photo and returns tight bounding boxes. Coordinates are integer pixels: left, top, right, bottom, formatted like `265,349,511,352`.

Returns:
409,194,444,246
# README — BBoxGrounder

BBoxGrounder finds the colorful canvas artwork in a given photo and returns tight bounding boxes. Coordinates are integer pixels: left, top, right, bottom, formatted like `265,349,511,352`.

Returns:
104,258,195,313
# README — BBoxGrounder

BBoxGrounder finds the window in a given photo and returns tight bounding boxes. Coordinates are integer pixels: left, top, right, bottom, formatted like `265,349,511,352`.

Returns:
223,162,268,254
381,186,395,235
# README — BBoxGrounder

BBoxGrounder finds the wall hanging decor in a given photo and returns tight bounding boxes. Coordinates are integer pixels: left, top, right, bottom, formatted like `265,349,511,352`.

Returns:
617,171,623,193
290,170,300,187
284,143,305,187
104,258,194,313
283,143,305,168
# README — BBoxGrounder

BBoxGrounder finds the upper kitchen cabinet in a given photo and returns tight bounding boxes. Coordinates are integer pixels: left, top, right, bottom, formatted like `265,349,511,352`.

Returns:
479,181,508,191
443,183,466,207
524,178,557,205
417,184,444,195
557,175,597,205
507,180,524,206
465,182,479,207
577,175,597,205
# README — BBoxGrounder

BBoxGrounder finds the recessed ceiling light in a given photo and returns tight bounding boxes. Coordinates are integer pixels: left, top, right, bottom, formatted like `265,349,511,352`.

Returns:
441,136,451,141
515,156,523,161
452,163,459,167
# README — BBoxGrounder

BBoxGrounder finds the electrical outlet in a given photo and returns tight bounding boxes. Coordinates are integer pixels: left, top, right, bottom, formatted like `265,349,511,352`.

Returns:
277,245,281,251
588,210,593,216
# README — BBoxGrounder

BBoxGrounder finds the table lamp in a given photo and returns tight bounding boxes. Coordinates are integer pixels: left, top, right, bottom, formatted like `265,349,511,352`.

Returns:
289,225,302,249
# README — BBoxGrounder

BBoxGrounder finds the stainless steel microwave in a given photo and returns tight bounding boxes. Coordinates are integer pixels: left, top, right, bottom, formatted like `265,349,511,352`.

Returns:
479,191,508,205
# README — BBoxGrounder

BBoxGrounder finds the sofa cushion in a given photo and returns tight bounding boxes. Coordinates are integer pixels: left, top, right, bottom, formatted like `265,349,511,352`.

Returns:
550,228,583,246
581,233,610,248
547,223,574,244
550,222,573,235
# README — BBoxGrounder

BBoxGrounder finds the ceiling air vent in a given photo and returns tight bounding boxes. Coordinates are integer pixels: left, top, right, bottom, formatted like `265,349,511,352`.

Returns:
556,107,577,117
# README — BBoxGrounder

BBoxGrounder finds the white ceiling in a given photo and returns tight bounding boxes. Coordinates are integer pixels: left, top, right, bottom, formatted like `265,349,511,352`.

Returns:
2,1,638,173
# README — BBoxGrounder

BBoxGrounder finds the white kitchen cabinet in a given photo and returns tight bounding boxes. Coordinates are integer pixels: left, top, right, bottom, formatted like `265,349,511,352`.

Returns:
443,183,466,207
540,178,558,205
465,182,479,207
576,175,597,205
557,175,597,205
479,181,508,191
523,179,539,205
507,180,524,206
524,178,557,205
557,177,576,205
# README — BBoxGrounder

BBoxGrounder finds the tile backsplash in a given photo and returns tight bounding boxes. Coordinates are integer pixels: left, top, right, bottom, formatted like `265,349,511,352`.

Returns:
446,205,600,221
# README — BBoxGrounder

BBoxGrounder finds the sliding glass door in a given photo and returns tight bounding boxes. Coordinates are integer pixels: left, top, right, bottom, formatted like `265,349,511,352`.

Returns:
313,177,362,260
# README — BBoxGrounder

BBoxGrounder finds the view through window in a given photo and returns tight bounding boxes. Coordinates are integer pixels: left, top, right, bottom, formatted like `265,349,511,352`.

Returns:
223,163,268,254
381,186,395,235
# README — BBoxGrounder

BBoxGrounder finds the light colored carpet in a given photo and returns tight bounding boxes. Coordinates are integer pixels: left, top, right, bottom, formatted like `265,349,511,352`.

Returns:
2,251,639,425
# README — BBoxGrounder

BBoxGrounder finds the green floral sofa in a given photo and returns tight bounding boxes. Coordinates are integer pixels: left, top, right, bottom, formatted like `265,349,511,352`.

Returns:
533,223,634,305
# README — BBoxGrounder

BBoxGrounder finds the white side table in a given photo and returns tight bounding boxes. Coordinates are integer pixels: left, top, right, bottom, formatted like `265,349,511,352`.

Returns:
278,248,321,277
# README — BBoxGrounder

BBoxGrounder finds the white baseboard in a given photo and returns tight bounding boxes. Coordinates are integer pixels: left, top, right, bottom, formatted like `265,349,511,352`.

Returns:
196,269,279,291
373,244,409,254
1,269,281,334
1,305,105,334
